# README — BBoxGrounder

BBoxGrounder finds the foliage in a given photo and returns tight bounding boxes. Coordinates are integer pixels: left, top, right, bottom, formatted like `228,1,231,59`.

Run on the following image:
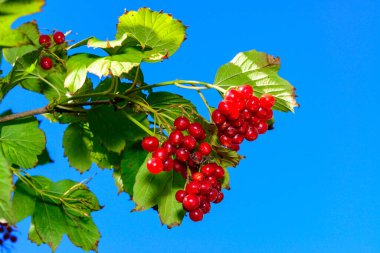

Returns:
0,2,298,252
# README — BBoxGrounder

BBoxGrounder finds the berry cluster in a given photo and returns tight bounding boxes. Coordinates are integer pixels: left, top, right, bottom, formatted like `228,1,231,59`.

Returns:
38,31,66,70
212,85,275,151
141,116,212,177
175,163,224,222
0,222,17,247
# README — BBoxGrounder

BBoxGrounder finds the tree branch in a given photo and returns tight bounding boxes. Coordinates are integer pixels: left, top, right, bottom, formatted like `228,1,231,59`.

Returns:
0,107,50,123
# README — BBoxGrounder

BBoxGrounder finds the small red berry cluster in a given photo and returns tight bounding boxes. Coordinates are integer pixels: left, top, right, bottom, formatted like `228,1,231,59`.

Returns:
175,163,224,222
212,85,275,151
0,222,17,247
38,31,66,70
141,116,212,176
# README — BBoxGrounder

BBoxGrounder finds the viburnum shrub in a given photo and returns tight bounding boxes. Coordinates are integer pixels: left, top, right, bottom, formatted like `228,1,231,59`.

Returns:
0,1,298,252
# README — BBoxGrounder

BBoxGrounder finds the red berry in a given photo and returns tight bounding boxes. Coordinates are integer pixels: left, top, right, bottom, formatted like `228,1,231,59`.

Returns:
218,100,234,116
190,151,203,164
40,57,53,70
10,236,17,243
183,194,200,211
200,201,211,214
214,192,224,204
206,176,218,187
212,110,226,125
188,122,204,139
214,166,225,179
53,31,65,44
39,35,51,48
245,127,259,141
185,181,200,195
175,190,187,202
169,130,183,146
246,96,260,112
227,109,240,120
163,157,174,171
235,99,246,112
141,136,159,152
199,181,212,194
192,172,205,182
230,117,244,128
176,147,190,162
3,233,10,240
207,188,218,202
219,135,232,147
237,84,253,99
238,122,249,135
198,142,212,156
162,141,176,155
173,159,186,173
263,108,273,120
232,134,244,144
225,126,238,138
146,158,164,174
181,135,197,151
225,89,241,101
152,147,168,161
256,121,268,134
229,143,240,151
189,208,204,222
260,94,276,109
174,116,190,131
254,107,268,119
200,163,216,177
241,109,252,120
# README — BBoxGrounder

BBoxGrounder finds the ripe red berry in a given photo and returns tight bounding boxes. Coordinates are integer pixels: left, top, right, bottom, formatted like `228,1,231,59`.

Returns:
189,208,204,222
169,130,184,146
225,126,238,138
183,194,200,211
200,201,211,214
181,135,197,151
237,84,253,99
146,158,164,174
214,166,225,179
260,94,276,109
245,127,259,141
200,163,215,177
40,57,53,70
173,159,186,173
163,157,174,171
141,136,159,152
152,147,168,161
175,190,187,202
3,233,10,240
192,172,205,182
39,35,51,48
232,134,244,144
256,121,268,134
219,135,232,147
53,31,65,44
199,142,212,156
188,122,204,139
225,89,241,101
207,188,218,202
199,181,212,194
190,151,203,164
174,116,190,131
212,110,226,125
254,107,268,119
246,96,260,112
218,100,234,116
185,181,200,195
176,147,190,162
162,141,176,155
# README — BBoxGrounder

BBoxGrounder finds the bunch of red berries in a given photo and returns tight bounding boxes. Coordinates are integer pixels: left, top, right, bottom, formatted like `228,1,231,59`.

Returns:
212,85,275,151
175,163,225,222
0,222,17,247
38,31,66,70
141,116,212,176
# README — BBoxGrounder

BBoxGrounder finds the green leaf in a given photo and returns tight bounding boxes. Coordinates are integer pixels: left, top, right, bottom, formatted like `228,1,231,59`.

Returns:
0,151,14,223
116,8,187,58
66,37,94,50
0,117,45,168
88,106,147,153
121,141,148,195
112,168,124,194
63,123,92,173
87,34,128,50
3,22,40,64
147,91,198,125
64,54,98,93
13,176,101,251
133,165,186,227
0,0,45,47
214,50,299,112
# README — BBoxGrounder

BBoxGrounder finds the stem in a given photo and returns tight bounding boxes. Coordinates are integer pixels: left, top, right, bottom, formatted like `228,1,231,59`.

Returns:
124,65,140,94
124,112,155,136
0,107,50,123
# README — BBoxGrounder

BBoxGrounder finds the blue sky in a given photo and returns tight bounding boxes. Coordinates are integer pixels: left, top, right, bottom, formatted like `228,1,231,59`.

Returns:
1,0,379,252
